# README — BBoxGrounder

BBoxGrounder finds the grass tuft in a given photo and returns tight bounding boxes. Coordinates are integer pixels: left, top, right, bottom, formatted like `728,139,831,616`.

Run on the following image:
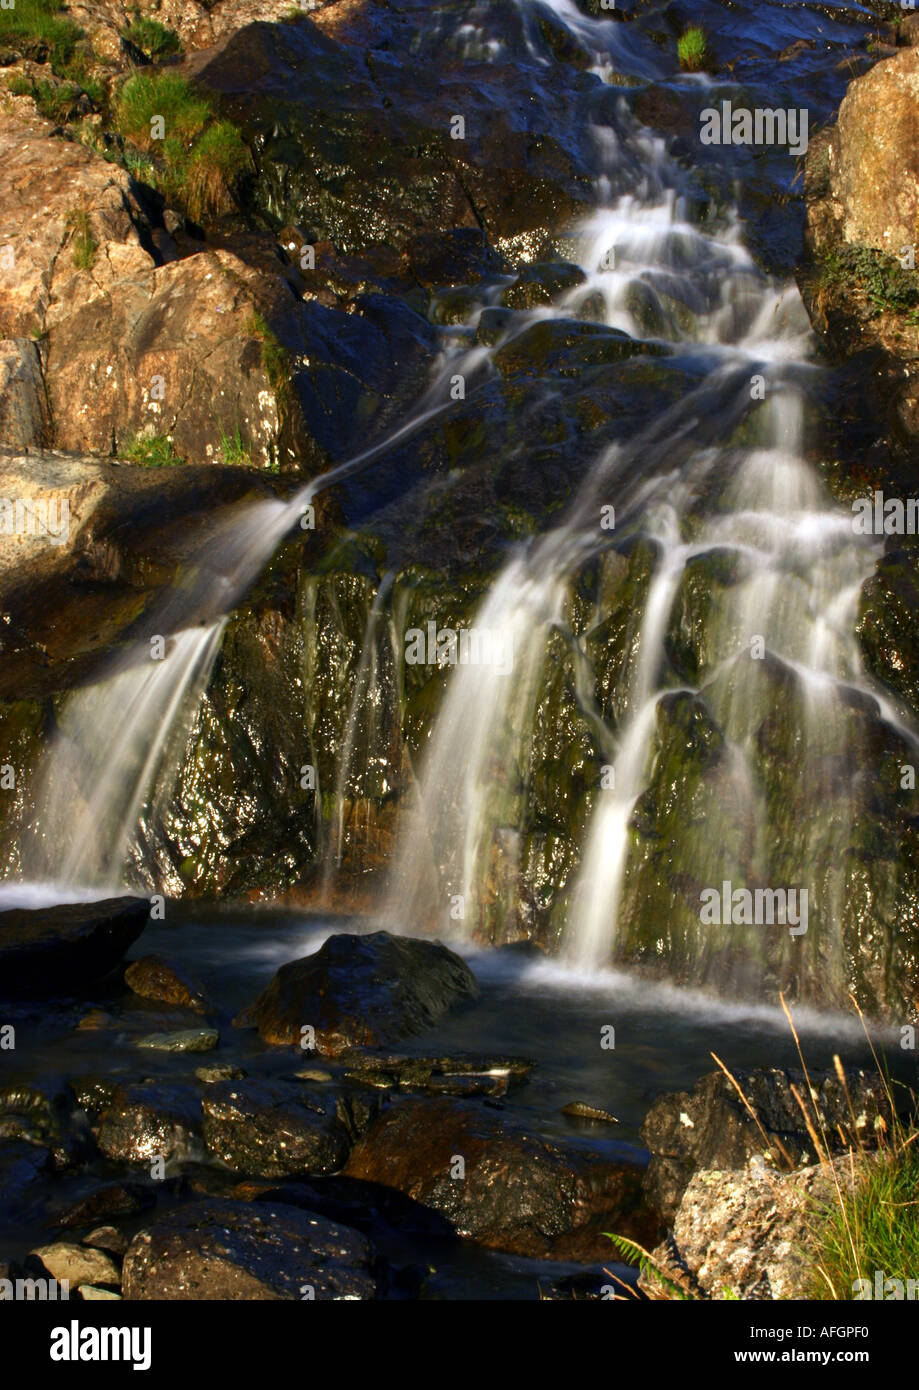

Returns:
677,26,708,72
123,433,184,467
120,12,181,61
66,207,96,269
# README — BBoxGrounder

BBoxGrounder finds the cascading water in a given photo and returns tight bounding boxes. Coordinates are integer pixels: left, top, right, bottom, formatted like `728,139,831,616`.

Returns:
7,0,912,1014
381,11,916,1008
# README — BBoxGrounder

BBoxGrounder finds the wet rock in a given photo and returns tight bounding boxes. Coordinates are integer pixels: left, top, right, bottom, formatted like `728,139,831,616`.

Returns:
124,954,211,1015
201,1078,376,1177
56,1182,156,1231
337,1050,534,1099
234,931,479,1053
31,1241,120,1291
96,1083,202,1165
70,1078,120,1121
122,1197,377,1299
0,1139,52,1205
0,897,150,997
563,1102,619,1124
0,452,274,705
185,16,594,257
344,1096,653,1259
196,1064,245,1084
640,1066,896,1225
640,1156,860,1300
133,1028,219,1054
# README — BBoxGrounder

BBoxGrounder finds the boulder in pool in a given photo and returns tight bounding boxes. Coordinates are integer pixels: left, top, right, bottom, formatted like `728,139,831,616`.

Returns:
0,897,150,997
233,930,478,1054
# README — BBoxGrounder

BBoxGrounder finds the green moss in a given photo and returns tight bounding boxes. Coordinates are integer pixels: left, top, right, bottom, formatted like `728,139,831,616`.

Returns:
123,433,185,467
820,245,919,320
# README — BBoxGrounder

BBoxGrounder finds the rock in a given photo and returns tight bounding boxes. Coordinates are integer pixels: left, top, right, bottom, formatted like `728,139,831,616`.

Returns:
201,1079,377,1177
809,47,919,254
640,1156,859,1300
337,1050,534,1099
0,896,149,997
82,1225,128,1258
799,49,919,467
0,338,51,450
56,1182,156,1230
0,1140,52,1206
124,954,210,1014
196,1064,245,1084
640,1066,895,1225
563,1102,619,1124
122,1198,377,1299
133,1028,219,1053
79,1285,122,1300
0,451,275,703
30,1241,120,1291
344,1096,653,1259
96,1084,202,1165
185,15,595,257
234,931,479,1053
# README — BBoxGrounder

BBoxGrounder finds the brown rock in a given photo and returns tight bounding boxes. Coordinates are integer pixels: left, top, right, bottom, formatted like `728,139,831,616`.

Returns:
344,1095,654,1260
124,953,210,1014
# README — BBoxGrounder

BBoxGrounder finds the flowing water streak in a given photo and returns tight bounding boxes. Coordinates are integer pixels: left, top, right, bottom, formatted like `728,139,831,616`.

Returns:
19,356,482,892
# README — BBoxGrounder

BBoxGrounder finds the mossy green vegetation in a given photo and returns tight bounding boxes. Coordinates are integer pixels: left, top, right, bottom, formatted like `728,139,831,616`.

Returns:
820,244,919,320
114,71,251,222
219,426,253,467
123,433,185,467
0,0,82,74
808,1128,919,1299
66,207,96,269
120,12,181,61
677,26,708,72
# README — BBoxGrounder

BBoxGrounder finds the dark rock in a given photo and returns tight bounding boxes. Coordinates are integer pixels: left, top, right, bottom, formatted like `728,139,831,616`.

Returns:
234,931,479,1053
96,1084,203,1166
122,1198,377,1299
0,897,150,997
56,1183,157,1230
641,1066,899,1225
201,1079,376,1177
344,1096,653,1259
124,954,211,1015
